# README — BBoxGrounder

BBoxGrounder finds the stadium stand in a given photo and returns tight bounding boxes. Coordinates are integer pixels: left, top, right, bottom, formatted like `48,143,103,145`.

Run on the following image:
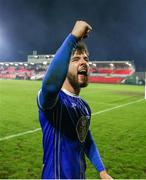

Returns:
0,62,48,80
88,61,135,84
0,53,136,84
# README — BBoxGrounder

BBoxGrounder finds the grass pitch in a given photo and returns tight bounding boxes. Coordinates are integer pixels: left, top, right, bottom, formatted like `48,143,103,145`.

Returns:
0,79,146,179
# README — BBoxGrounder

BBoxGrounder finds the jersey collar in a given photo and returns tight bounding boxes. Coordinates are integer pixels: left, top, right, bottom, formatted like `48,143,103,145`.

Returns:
61,88,80,98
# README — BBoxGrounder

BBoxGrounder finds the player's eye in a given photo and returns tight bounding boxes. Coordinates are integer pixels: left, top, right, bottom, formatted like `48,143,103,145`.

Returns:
71,57,79,62
84,57,89,62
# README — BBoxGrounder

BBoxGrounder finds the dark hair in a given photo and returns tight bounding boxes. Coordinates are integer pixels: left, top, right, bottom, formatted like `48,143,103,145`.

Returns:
72,41,89,56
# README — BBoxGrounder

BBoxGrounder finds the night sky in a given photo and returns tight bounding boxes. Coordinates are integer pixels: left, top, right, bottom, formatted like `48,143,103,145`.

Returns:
0,0,146,70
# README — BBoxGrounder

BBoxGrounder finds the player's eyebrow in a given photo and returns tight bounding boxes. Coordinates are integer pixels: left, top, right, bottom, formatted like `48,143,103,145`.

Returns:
71,55,89,62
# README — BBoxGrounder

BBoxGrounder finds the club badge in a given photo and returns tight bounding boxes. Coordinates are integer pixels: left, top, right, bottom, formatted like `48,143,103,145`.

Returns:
76,115,90,143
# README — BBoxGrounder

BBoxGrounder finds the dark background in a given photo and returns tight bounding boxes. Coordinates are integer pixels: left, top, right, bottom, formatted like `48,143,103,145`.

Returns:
0,0,146,70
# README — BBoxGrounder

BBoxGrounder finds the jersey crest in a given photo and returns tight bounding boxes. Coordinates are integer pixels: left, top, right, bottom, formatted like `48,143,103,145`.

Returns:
76,115,90,143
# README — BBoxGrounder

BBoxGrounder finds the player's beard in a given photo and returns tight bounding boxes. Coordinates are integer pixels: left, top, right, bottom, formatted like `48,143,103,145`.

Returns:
67,71,88,89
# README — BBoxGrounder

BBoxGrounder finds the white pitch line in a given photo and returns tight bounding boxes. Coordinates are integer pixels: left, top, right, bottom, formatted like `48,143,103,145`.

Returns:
0,98,144,142
0,128,41,141
92,98,144,116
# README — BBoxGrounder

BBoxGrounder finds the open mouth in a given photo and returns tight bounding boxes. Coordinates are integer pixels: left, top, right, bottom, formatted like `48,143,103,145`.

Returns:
78,70,88,76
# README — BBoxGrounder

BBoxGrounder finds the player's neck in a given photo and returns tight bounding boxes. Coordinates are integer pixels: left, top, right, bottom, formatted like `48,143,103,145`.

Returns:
62,79,80,95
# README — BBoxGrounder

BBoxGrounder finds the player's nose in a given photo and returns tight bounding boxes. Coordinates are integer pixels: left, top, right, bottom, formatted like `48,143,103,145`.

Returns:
79,57,88,66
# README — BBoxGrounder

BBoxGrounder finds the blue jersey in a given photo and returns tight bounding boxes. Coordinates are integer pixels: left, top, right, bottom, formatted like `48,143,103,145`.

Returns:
38,89,91,179
37,34,105,179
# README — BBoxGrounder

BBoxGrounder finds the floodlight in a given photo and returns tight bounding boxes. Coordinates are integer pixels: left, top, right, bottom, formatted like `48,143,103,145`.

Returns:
126,62,132,67
43,61,47,65
110,63,114,67
34,55,39,58
49,55,55,58
45,55,50,58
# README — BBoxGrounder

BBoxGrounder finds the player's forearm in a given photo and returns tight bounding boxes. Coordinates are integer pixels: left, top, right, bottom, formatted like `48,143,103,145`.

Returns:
40,34,77,107
85,131,105,172
43,34,77,93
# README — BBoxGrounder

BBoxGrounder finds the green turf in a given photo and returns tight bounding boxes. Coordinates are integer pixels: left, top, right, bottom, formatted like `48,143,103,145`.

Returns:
0,79,146,179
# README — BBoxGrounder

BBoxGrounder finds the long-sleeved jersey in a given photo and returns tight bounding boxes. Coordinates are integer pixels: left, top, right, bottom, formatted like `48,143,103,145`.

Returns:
37,34,105,179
